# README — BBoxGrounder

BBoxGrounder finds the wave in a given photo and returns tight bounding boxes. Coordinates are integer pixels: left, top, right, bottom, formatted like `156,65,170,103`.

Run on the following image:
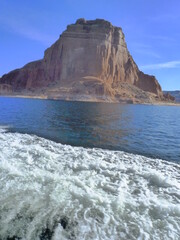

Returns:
0,125,11,133
0,129,180,239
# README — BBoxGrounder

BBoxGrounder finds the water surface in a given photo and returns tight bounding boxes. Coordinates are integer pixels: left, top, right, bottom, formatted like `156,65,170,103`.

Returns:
0,97,180,162
0,97,180,240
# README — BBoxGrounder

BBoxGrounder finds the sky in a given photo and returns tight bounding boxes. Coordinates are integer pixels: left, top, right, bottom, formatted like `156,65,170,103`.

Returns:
0,0,180,90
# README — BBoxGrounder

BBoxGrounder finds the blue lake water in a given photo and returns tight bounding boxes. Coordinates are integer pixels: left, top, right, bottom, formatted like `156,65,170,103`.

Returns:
0,97,180,239
0,97,180,162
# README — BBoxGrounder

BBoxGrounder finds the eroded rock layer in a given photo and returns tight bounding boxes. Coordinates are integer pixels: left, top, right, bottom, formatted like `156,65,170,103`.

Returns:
0,18,173,103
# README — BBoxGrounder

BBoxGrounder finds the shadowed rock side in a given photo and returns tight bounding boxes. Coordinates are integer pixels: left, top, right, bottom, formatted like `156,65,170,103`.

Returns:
164,91,179,102
0,18,174,103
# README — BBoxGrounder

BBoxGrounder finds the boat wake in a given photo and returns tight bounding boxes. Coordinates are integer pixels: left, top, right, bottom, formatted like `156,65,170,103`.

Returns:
0,129,180,239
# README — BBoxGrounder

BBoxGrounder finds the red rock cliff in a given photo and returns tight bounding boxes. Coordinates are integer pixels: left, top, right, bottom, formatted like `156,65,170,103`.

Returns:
0,18,172,103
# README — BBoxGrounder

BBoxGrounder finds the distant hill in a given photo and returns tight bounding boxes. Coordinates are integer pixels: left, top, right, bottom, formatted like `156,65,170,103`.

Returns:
164,91,180,102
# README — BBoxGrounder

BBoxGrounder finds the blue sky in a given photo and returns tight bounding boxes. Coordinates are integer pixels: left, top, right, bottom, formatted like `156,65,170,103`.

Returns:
0,0,180,90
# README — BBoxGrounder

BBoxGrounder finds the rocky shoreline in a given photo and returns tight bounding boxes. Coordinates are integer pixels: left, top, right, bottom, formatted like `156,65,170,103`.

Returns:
1,94,179,106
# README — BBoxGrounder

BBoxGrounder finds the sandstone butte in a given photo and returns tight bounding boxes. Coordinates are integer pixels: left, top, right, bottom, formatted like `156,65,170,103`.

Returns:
0,18,175,103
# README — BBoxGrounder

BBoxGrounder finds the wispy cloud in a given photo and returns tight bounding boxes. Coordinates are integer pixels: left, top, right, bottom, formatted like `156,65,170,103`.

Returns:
131,43,160,59
0,16,56,46
12,25,56,46
147,14,180,22
134,49,160,58
140,61,180,70
147,35,175,42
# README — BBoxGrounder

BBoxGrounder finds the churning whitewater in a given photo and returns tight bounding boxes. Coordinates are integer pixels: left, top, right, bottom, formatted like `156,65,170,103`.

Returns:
0,128,180,240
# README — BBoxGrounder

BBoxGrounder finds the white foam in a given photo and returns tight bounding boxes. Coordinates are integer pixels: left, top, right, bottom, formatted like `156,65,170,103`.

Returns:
0,130,180,240
0,125,10,133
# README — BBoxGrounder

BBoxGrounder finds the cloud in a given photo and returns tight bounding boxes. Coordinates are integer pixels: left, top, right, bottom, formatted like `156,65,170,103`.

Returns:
12,25,56,46
134,49,160,58
140,61,180,70
0,15,56,46
147,14,180,22
147,35,175,42
130,43,160,58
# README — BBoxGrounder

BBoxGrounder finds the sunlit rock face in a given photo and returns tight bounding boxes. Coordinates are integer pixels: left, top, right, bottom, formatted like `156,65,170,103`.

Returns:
0,18,172,103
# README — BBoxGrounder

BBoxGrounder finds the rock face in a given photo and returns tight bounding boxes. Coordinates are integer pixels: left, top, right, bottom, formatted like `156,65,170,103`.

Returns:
0,18,173,103
0,84,12,94
164,91,180,102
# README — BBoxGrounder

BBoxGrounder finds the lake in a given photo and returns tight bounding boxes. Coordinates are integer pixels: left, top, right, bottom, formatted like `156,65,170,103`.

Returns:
0,97,180,162
0,97,180,239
